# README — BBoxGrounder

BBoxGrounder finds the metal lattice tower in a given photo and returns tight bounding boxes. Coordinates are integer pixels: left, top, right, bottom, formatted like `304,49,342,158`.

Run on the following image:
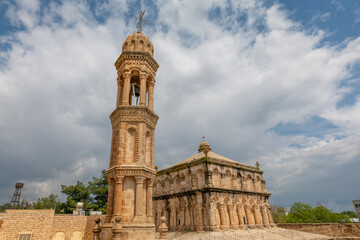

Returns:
10,182,24,208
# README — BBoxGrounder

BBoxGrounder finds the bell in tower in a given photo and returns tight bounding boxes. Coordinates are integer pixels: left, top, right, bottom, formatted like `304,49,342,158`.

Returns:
100,26,159,240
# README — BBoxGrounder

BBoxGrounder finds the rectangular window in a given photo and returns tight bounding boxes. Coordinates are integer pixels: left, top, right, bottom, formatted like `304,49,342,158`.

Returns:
18,233,32,240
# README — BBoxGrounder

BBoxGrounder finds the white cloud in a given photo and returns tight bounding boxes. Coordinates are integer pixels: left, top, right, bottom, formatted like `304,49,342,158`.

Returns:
331,0,346,11
311,12,331,23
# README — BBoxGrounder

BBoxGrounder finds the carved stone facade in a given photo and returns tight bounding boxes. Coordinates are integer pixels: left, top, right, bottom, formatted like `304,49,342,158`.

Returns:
101,31,159,240
153,140,275,232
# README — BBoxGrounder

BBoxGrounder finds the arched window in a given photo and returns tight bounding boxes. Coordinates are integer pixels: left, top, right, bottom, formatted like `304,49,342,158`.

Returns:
197,169,204,188
51,232,65,240
212,169,221,187
225,170,232,189
70,231,83,240
237,173,242,190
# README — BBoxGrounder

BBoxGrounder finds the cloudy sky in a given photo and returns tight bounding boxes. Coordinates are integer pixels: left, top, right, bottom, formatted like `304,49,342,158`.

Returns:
0,0,359,212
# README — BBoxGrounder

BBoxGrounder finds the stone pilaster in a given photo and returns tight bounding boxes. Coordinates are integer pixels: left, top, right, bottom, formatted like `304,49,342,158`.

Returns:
146,179,154,223
133,176,145,222
113,176,124,218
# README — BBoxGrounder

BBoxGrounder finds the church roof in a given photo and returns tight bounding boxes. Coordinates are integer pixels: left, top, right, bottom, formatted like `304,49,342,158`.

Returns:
175,150,240,166
158,140,259,173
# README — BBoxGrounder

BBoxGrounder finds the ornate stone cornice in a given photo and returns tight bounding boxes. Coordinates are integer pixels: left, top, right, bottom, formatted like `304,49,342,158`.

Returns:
110,106,159,129
107,165,156,180
115,51,159,73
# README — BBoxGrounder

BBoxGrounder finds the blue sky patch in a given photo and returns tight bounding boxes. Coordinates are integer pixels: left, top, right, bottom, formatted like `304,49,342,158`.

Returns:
270,116,339,138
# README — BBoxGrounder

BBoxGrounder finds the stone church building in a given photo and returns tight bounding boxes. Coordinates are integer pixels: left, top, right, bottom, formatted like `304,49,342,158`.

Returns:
153,140,275,232
101,24,275,239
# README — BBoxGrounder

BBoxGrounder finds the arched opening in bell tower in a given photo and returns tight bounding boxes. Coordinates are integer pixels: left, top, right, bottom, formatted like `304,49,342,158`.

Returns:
129,70,140,106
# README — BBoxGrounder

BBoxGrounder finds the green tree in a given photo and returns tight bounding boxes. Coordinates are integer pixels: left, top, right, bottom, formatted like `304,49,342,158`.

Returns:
341,211,357,218
33,194,61,213
283,202,316,223
61,181,91,213
87,169,108,213
0,203,11,212
283,202,351,223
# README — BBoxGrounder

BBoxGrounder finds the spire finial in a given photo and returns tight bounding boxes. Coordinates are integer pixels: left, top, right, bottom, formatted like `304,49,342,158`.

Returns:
131,10,151,32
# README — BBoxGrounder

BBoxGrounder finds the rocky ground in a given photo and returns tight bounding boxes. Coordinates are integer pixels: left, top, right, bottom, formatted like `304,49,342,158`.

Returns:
162,228,331,240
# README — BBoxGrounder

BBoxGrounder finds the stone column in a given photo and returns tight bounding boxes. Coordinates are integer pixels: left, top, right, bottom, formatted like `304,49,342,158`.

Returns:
105,178,115,223
209,202,220,231
134,176,145,222
180,206,186,231
254,206,263,228
148,82,154,110
219,203,229,230
228,204,239,230
169,207,175,230
261,206,270,228
245,206,255,229
267,206,276,227
184,206,190,230
195,205,204,232
189,204,195,231
236,204,247,230
113,176,124,218
116,79,123,107
146,179,154,223
122,71,131,105
139,73,147,106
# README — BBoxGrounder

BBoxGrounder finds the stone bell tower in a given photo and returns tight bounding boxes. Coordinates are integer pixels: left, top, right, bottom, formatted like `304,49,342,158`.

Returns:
101,30,159,240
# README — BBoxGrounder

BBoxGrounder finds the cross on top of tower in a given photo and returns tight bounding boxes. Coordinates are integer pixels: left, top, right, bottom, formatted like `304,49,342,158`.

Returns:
131,10,151,32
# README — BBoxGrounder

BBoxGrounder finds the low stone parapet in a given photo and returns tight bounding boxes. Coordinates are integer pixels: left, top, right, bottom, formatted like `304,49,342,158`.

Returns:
278,223,360,239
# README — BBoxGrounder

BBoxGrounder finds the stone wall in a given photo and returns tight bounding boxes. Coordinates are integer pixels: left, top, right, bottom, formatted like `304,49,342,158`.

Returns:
0,209,54,240
0,209,106,240
0,212,6,231
52,214,88,239
278,223,360,238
